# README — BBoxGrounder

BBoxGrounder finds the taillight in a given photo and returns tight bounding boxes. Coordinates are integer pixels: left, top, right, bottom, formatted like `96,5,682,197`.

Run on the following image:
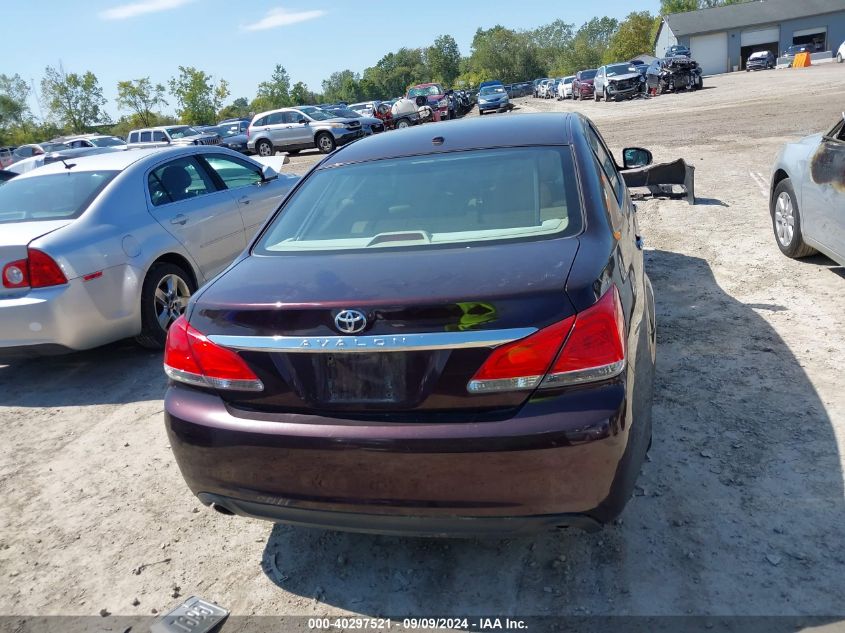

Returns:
246,127,251,140
2,249,67,289
467,286,625,394
164,316,264,391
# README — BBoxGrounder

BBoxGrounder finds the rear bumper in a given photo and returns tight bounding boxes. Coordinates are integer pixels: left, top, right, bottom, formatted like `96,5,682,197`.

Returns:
0,266,141,357
199,492,600,536
164,380,638,535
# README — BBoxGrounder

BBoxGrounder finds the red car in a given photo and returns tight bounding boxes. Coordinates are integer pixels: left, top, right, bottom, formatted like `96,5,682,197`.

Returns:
407,83,452,121
573,69,597,100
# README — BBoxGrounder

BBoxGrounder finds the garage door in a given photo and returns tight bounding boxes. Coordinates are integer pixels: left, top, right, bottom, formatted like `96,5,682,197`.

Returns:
691,31,728,75
741,26,779,48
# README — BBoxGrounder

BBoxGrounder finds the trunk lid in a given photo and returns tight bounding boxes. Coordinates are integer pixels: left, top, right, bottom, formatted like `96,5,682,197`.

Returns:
192,238,580,417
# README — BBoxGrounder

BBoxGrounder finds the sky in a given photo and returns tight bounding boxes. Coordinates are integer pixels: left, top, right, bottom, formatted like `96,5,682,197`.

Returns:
5,0,660,119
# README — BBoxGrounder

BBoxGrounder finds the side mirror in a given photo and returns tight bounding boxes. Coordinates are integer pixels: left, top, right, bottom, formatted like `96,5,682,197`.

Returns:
298,119,308,125
623,147,653,170
260,164,278,181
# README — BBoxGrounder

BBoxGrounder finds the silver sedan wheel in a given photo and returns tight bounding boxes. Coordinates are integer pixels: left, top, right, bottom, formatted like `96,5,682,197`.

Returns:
257,142,272,157
154,274,191,331
774,191,795,247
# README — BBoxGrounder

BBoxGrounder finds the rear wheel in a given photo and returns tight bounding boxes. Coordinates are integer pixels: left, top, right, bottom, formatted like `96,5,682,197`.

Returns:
316,132,336,154
136,262,196,349
838,52,843,63
771,178,816,259
395,118,411,128
256,139,273,157
594,89,601,102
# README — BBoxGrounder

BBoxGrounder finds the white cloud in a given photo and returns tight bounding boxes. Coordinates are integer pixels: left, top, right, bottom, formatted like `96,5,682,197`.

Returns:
242,7,327,31
99,0,195,21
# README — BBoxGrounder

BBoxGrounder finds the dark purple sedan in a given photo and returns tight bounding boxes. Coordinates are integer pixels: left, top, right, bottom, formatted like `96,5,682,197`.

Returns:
163,113,657,536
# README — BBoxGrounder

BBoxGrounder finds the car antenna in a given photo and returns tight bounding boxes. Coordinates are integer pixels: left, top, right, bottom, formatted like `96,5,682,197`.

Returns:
60,159,76,170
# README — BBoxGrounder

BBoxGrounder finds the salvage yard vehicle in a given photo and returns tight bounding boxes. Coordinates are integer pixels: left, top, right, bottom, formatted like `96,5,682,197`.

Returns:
664,44,690,57
594,63,645,101
321,106,386,135
247,107,364,156
61,134,128,149
127,125,221,148
0,147,297,357
9,142,69,165
572,69,597,100
837,40,845,63
407,83,454,121
163,112,657,536
645,57,703,94
770,115,845,266
558,76,574,99
532,77,551,97
477,84,510,114
746,51,776,71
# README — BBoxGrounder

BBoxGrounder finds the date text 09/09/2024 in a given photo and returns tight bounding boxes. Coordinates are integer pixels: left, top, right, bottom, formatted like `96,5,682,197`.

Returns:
307,617,529,630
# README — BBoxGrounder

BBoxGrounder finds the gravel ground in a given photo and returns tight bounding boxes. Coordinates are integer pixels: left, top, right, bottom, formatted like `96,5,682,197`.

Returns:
2,64,845,626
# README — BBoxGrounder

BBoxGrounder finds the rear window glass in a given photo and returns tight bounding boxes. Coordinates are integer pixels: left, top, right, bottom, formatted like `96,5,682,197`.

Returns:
255,148,582,253
0,171,118,224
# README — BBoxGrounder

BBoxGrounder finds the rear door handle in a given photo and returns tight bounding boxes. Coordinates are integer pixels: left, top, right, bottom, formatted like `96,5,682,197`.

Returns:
238,196,251,205
170,214,187,226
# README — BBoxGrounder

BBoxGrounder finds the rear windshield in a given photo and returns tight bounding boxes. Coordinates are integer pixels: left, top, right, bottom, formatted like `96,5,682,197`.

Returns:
255,148,582,253
0,171,118,224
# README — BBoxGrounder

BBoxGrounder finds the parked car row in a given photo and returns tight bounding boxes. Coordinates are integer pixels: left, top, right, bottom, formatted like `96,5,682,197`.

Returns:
0,145,298,356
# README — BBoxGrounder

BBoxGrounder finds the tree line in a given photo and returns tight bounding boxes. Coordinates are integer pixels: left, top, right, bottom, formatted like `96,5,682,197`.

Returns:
0,0,748,145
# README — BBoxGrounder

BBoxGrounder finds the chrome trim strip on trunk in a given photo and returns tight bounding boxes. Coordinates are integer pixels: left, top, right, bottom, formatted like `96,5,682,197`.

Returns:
207,328,537,353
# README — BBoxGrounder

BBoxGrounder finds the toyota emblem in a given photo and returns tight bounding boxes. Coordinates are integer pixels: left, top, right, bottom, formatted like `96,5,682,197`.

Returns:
334,309,368,334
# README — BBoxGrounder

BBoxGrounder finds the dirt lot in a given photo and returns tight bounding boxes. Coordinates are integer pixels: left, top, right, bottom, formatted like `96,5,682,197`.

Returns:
2,64,845,626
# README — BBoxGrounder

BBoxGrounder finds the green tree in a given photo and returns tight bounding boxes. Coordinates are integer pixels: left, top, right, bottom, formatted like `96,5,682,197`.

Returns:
660,0,698,13
528,19,575,74
0,74,33,140
426,35,462,86
603,12,660,63
251,64,292,112
290,81,319,106
168,66,229,125
556,17,619,75
41,64,109,132
363,48,428,98
116,77,167,127
322,70,366,104
218,97,251,120
465,25,544,84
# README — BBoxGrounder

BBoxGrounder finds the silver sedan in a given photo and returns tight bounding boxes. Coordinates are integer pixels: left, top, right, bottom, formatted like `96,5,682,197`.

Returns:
0,146,298,357
770,115,845,265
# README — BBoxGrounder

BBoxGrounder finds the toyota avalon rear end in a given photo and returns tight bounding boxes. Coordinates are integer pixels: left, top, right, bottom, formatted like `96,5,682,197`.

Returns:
164,113,656,536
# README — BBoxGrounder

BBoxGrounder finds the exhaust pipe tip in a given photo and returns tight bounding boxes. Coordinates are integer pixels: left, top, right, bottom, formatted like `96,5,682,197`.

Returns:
210,502,235,516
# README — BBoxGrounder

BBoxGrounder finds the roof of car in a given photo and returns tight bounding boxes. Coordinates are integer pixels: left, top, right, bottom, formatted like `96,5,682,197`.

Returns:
12,146,197,178
322,113,576,167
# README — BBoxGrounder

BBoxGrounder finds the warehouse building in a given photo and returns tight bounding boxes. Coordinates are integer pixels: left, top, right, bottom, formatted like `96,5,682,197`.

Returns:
654,0,845,75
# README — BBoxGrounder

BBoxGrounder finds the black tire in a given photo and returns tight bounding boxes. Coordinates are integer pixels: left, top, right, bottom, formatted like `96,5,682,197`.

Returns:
395,118,411,128
287,149,300,155
255,139,273,157
315,132,336,154
771,178,816,259
136,262,196,349
594,89,601,102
